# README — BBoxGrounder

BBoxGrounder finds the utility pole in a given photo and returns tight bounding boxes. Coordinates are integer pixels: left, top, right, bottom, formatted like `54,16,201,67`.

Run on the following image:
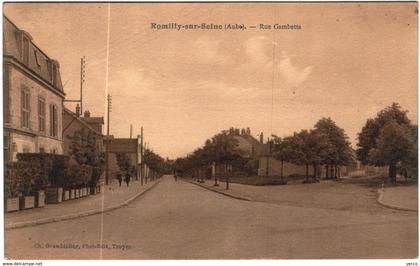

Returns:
64,56,85,108
105,94,112,185
140,126,144,186
145,142,148,184
80,56,86,113
130,124,133,139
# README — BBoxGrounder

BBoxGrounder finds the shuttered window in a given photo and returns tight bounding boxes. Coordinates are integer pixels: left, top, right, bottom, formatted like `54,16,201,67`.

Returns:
50,104,58,137
21,89,30,128
38,97,45,132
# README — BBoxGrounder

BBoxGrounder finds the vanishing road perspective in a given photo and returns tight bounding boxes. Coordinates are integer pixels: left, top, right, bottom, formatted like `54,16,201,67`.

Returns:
5,175,418,259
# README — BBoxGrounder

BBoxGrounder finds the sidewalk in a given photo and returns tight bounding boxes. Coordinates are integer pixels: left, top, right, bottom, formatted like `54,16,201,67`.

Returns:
377,185,418,212
5,178,161,230
186,177,418,214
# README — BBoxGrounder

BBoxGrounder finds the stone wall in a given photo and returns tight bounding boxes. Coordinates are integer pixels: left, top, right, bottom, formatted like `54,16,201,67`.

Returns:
258,156,307,177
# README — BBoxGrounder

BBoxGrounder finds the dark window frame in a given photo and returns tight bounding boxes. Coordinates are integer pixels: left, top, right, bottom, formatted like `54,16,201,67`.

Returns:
21,88,30,129
38,97,46,133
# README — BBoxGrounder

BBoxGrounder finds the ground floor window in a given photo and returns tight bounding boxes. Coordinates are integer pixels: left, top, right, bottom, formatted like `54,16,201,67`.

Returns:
4,134,9,162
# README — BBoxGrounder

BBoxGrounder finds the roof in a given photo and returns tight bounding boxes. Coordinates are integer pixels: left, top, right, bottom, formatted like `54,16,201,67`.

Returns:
63,108,102,136
3,16,64,93
258,144,271,157
238,134,261,147
107,138,139,153
80,117,104,125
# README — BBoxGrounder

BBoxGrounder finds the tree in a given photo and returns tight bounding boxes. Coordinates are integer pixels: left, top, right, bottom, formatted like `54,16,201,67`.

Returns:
284,130,320,182
271,135,294,180
173,129,240,188
68,128,104,187
357,103,417,184
209,131,241,189
314,117,354,179
143,148,169,179
368,120,415,183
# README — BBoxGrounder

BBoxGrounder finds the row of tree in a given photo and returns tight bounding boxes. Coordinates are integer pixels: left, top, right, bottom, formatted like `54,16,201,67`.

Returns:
143,149,173,176
174,103,417,185
173,131,241,180
271,117,354,182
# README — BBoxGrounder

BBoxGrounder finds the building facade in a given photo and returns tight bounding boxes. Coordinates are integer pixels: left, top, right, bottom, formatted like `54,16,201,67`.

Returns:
4,16,65,161
62,107,104,156
105,137,141,179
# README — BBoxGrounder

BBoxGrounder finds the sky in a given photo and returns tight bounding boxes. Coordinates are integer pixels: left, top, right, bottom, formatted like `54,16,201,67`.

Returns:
4,3,418,159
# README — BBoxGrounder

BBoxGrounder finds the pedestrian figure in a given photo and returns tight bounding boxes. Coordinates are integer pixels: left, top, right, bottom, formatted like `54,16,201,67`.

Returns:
117,174,123,187
125,173,131,187
174,173,178,182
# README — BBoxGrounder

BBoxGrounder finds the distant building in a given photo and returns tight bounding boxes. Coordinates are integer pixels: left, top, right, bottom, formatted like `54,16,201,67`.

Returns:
3,16,65,161
210,127,266,177
105,136,141,179
225,127,266,159
62,106,104,156
80,110,104,135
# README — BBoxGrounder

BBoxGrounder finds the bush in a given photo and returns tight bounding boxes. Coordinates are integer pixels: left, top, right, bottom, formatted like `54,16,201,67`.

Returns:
244,159,259,176
80,165,93,186
50,155,69,187
17,153,69,187
4,162,22,198
65,161,93,189
89,166,103,187
65,164,81,189
5,155,54,197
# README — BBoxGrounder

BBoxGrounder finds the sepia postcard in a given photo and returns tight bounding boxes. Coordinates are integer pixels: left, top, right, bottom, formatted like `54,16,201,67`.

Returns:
1,1,418,262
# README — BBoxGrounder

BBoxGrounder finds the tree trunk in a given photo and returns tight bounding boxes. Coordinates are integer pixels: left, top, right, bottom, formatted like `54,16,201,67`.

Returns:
326,165,329,179
334,165,337,179
226,174,230,190
214,162,219,186
313,163,317,179
305,164,309,182
389,163,397,184
280,160,284,181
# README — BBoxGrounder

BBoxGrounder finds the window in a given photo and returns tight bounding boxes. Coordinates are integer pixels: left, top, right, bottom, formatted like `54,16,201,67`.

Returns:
22,37,29,65
39,147,45,153
4,134,9,162
52,63,57,87
38,97,46,132
21,89,30,128
34,50,41,67
50,104,58,137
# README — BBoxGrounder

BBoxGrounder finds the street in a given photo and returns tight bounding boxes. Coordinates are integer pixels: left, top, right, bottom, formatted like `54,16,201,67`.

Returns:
5,175,418,259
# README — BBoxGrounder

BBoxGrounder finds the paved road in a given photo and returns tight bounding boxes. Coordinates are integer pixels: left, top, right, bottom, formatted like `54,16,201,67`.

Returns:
5,175,418,259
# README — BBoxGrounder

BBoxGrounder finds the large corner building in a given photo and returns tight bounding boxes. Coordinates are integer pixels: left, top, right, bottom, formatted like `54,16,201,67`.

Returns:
3,16,65,161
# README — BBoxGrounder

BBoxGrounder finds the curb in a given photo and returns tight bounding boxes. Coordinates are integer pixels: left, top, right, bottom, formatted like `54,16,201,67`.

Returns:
5,179,162,230
187,180,252,202
376,188,417,212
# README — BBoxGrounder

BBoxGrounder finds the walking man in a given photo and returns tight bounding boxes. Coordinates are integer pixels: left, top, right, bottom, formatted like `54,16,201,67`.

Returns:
117,174,123,187
125,173,131,187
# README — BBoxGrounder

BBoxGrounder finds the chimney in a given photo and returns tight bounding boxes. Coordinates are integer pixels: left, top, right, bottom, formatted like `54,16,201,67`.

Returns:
75,104,80,117
84,110,90,118
260,132,264,144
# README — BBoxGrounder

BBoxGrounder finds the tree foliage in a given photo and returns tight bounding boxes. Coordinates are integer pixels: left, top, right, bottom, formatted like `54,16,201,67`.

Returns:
357,103,417,183
173,130,242,177
271,118,353,181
